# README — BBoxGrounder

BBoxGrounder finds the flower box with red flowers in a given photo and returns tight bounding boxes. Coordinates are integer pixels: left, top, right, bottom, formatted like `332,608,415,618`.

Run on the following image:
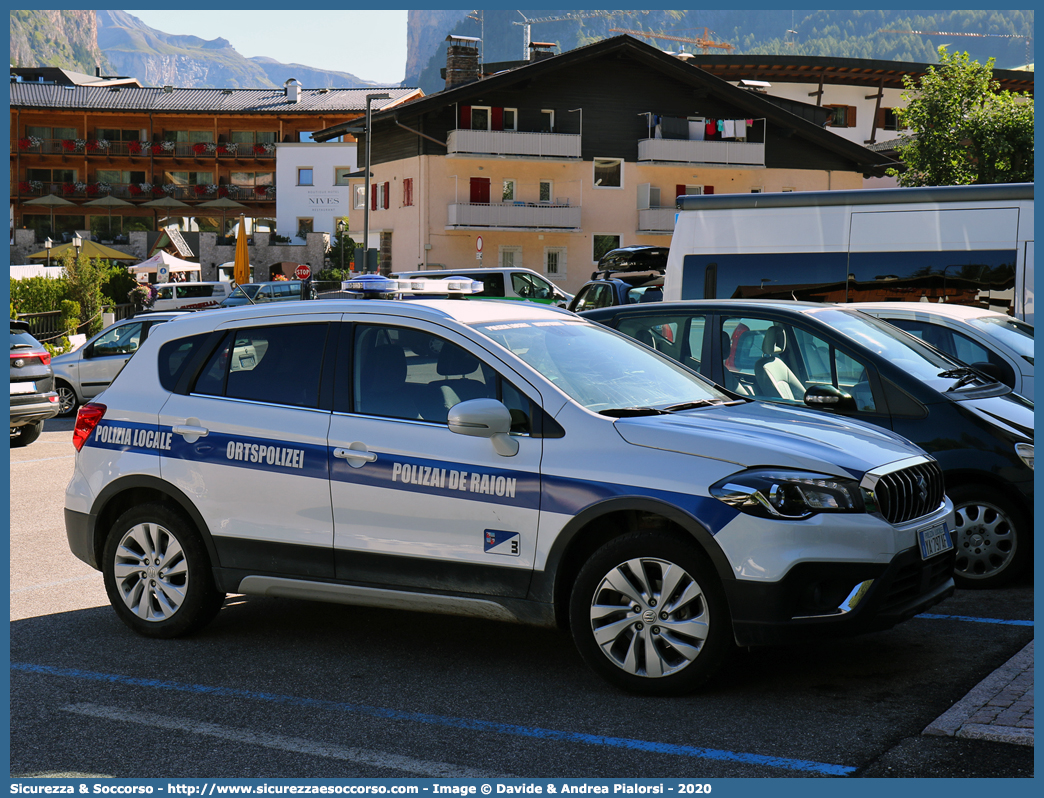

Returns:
62,140,78,152
17,138,32,150
192,143,208,155
129,141,143,154
17,181,31,193
152,145,165,155
129,185,143,196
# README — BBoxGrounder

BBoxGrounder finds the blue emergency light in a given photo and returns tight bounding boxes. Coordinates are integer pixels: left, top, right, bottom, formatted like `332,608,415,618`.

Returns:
340,275,483,298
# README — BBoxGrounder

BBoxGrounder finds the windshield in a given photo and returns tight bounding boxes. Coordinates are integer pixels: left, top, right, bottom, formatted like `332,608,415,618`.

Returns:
220,284,260,305
813,308,996,392
473,318,730,413
968,315,1034,362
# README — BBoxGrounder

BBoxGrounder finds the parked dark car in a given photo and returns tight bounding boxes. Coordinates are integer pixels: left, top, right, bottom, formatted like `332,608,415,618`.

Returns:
580,299,1034,589
568,246,668,312
10,320,59,446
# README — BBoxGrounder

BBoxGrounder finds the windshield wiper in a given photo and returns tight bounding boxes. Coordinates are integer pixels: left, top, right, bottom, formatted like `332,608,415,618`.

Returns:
661,399,728,412
598,407,670,417
938,366,990,390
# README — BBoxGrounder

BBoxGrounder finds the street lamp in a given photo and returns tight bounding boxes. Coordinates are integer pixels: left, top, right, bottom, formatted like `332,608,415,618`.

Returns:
44,237,53,268
336,219,346,274
72,233,83,257
364,92,390,273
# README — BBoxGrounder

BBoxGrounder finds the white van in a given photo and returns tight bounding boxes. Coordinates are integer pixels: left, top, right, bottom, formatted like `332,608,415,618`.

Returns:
391,267,573,307
665,183,1034,323
150,282,231,311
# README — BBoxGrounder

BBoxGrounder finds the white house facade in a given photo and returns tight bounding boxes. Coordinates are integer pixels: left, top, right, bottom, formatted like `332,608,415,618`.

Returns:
275,141,358,241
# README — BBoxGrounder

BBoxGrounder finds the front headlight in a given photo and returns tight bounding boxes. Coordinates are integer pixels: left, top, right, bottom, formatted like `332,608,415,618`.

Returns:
710,469,870,520
1015,442,1033,470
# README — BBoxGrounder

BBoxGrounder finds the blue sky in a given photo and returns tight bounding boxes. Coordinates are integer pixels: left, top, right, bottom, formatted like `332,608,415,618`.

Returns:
123,9,414,84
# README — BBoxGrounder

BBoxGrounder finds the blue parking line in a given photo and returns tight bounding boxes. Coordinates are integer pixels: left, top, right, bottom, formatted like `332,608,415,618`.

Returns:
12,662,856,776
918,613,1033,627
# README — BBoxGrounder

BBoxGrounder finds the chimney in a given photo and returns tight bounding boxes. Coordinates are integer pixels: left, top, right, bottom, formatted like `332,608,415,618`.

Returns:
528,42,557,62
95,66,101,77
285,78,301,103
445,35,481,89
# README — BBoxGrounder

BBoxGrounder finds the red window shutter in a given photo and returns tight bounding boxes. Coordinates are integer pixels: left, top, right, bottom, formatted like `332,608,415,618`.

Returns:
371,183,377,211
848,106,857,128
704,186,714,195
491,107,504,131
676,185,686,197
459,105,471,129
383,182,390,209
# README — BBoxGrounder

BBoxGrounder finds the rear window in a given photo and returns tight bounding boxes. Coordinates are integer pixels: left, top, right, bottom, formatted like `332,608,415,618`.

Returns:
10,328,42,350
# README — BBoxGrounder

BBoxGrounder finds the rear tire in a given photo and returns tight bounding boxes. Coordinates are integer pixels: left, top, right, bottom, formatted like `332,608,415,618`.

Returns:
949,486,1029,589
10,420,43,447
55,381,79,417
569,531,732,695
103,503,224,638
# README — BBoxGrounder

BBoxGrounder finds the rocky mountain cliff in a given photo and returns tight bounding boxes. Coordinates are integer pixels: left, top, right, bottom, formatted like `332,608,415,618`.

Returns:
10,9,112,74
404,9,469,86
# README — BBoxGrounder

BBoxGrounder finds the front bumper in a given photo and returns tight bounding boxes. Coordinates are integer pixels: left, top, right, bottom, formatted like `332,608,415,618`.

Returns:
726,545,955,647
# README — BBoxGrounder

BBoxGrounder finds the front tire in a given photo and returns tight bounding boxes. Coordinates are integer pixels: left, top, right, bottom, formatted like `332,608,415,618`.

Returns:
949,486,1029,589
103,503,224,638
569,532,731,695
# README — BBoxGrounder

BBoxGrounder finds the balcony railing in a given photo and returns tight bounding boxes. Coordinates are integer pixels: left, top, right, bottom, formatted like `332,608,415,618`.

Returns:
637,208,677,234
638,138,765,166
447,201,581,230
447,129,581,158
12,138,276,160
12,181,276,202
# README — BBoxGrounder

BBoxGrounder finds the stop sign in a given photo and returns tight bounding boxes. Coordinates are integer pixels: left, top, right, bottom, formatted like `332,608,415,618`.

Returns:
294,265,311,280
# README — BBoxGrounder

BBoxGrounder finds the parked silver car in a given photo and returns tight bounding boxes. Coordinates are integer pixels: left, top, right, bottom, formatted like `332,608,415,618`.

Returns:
850,302,1034,400
51,312,186,416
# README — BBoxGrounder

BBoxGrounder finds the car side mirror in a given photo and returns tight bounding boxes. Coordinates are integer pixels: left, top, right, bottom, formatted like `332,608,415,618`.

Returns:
804,384,857,413
971,361,1015,388
447,398,519,457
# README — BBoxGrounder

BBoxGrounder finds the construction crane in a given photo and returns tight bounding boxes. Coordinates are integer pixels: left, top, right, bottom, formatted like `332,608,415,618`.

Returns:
513,11,647,60
609,27,737,55
878,29,1032,62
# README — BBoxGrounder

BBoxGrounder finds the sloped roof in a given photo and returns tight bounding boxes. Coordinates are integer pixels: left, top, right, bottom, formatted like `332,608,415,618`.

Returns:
9,83,423,114
339,35,895,175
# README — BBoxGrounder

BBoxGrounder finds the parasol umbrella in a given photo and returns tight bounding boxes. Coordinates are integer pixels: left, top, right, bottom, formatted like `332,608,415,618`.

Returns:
197,196,247,240
233,213,251,285
26,239,138,262
142,195,191,229
83,194,133,238
24,193,77,236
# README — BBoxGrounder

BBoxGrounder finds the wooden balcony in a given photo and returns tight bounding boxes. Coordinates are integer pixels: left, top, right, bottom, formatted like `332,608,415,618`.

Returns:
12,181,276,202
12,138,276,160
447,201,581,230
638,138,765,166
447,129,581,159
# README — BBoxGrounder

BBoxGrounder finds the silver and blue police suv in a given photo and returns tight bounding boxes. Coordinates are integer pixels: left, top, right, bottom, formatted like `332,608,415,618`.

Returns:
65,298,956,695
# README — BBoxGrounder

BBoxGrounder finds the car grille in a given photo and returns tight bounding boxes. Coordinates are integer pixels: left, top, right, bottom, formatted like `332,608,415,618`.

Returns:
874,461,945,525
879,548,955,616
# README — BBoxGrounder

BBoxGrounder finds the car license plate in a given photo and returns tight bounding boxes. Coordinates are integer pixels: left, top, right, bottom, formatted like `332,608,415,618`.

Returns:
917,521,952,560
10,381,36,395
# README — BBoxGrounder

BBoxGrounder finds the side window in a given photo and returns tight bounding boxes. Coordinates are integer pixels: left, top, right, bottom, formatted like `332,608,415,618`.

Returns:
92,321,143,356
616,314,697,365
194,324,328,408
791,327,877,412
473,273,505,297
511,273,551,300
572,284,610,312
352,324,529,430
158,333,210,392
949,329,993,365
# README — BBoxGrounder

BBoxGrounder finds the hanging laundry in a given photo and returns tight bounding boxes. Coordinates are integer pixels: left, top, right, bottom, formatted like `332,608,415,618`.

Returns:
723,119,736,138
716,119,724,133
689,120,705,141
734,119,747,138
706,119,717,136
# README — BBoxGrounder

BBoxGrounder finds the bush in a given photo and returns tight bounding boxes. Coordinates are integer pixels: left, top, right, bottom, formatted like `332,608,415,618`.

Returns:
9,275,71,315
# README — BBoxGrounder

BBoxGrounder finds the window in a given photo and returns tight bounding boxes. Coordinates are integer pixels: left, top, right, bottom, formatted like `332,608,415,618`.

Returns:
878,108,901,131
544,247,567,279
27,125,77,141
511,272,554,301
90,321,144,357
96,128,145,143
593,159,622,189
503,108,518,131
297,218,313,240
571,284,614,312
616,313,705,368
334,168,353,186
539,180,553,203
298,168,313,186
354,185,366,210
195,324,328,408
471,106,491,131
499,246,522,269
721,316,877,411
825,105,857,128
750,187,763,194
540,110,554,133
96,169,146,186
165,131,214,144
592,235,621,263
501,179,517,202
231,131,277,145
28,168,78,185
164,171,214,187
403,177,414,207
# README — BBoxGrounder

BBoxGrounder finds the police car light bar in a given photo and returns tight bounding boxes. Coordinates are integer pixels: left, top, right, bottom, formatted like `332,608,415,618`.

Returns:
340,275,484,297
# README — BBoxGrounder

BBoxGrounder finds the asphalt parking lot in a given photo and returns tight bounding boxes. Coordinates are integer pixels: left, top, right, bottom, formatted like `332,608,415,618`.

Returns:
10,416,1034,780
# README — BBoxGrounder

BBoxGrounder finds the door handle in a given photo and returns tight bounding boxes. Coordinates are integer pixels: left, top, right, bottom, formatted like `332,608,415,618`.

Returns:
334,444,377,468
172,424,209,444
